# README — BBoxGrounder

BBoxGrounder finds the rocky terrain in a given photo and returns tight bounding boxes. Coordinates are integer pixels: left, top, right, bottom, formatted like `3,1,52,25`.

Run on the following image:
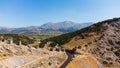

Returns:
0,42,67,68
67,18,120,68
41,18,120,68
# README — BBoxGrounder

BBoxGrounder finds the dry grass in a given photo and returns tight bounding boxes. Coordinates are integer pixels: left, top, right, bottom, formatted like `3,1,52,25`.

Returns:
66,55,101,68
0,54,4,60
57,52,68,68
63,33,100,50
30,41,40,47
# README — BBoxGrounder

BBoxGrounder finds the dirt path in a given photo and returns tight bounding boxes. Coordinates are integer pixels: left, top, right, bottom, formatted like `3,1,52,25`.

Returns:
16,56,47,68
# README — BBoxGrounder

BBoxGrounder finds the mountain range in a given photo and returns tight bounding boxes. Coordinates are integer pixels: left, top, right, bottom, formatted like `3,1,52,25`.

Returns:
0,21,93,34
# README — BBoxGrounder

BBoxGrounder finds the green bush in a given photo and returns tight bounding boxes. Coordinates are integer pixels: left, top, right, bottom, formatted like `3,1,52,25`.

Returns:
114,50,120,58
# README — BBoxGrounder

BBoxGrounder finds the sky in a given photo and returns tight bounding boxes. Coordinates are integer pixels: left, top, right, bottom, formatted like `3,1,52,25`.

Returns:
0,0,120,27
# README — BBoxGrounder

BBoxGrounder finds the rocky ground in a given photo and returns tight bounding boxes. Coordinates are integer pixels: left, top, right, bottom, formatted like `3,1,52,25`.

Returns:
0,42,67,68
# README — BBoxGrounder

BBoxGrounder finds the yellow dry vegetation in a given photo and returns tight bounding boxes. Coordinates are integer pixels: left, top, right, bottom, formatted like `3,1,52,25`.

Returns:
57,52,68,68
0,56,4,60
31,41,40,47
63,33,100,50
0,53,5,60
66,55,100,68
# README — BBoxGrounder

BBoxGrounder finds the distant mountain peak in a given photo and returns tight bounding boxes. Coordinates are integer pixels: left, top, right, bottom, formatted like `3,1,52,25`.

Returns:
62,21,74,23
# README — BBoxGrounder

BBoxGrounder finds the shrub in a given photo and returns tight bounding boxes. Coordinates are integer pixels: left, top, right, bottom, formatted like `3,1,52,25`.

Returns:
103,61,108,65
114,51,120,58
49,42,56,47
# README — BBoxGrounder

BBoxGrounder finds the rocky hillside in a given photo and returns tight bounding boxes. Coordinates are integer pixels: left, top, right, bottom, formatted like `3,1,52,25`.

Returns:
41,18,120,68
0,42,67,68
0,21,93,34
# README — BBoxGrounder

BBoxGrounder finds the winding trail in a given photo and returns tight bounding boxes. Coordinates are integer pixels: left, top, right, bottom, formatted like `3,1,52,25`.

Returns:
16,56,47,68
60,52,73,68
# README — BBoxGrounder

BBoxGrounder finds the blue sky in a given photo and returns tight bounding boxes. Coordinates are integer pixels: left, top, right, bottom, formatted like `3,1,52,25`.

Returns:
0,0,120,27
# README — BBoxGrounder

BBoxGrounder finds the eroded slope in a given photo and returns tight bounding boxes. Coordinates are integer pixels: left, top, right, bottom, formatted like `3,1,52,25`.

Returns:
0,42,67,68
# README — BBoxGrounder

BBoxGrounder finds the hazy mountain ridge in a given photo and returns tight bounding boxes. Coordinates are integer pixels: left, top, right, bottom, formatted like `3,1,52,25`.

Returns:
0,21,93,34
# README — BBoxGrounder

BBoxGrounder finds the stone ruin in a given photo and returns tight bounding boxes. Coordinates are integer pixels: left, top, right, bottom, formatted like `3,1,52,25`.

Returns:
50,44,65,52
7,38,13,44
0,36,22,46
43,42,65,52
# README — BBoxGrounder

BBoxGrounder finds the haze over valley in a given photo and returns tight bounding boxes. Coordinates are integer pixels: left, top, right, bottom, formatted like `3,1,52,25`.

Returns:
0,21,93,34
0,0,120,68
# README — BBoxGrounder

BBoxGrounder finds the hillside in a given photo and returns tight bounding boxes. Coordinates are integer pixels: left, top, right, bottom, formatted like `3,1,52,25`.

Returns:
40,18,120,68
0,21,93,34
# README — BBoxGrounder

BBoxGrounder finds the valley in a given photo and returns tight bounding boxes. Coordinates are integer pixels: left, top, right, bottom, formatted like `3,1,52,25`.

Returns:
0,18,119,68
1,0,120,68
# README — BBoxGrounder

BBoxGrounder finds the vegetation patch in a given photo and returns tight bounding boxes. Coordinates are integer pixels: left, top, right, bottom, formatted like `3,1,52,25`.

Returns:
0,34,35,45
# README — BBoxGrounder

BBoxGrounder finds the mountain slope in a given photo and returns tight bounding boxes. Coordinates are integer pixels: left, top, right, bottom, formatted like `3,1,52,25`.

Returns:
40,18,120,67
0,21,93,34
39,21,93,33
0,27,12,33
